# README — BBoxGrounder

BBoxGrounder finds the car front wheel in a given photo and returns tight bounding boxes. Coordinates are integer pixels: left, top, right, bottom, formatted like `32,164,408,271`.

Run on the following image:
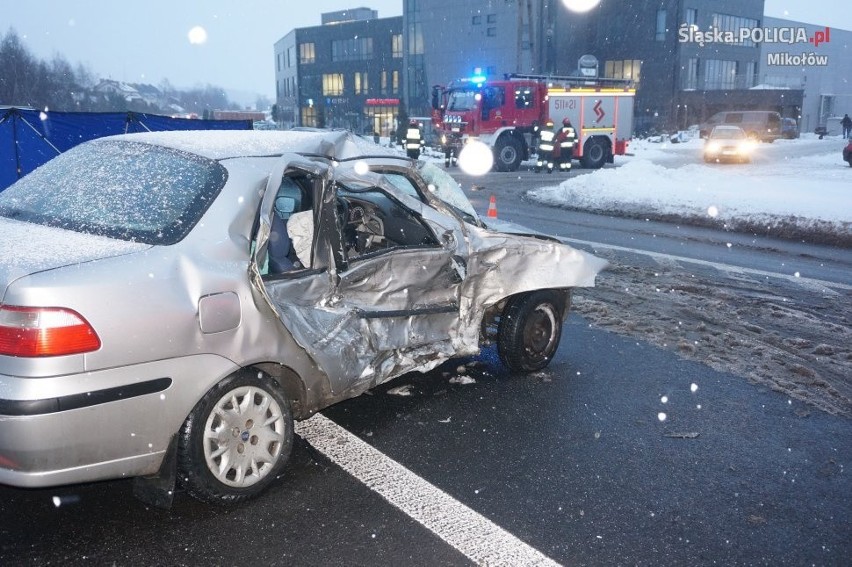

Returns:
178,370,294,505
497,291,564,373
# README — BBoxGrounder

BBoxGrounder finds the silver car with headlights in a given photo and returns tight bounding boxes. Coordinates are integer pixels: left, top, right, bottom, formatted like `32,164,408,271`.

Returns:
0,130,606,505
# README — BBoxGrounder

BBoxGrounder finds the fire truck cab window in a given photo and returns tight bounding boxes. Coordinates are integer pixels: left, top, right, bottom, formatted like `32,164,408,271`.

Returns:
482,87,504,109
515,88,533,109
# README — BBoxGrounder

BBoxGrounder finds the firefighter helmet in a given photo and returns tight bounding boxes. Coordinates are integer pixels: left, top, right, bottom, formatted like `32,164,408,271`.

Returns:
562,117,572,127
545,120,554,128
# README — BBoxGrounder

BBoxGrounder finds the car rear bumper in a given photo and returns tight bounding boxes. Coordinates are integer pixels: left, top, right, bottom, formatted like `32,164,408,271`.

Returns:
0,354,237,488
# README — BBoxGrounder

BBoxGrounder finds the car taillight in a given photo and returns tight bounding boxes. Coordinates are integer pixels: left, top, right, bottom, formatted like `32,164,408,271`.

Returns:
0,306,101,357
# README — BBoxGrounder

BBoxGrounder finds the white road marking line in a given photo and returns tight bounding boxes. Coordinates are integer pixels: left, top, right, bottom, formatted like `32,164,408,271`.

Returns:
296,414,561,567
560,236,852,292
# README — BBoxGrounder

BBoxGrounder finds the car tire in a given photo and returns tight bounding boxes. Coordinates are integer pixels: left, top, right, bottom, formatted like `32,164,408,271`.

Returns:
497,291,564,373
178,370,294,505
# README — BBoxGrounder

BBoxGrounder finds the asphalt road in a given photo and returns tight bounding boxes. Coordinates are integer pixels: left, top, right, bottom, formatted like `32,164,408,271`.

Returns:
0,164,849,566
1,315,849,566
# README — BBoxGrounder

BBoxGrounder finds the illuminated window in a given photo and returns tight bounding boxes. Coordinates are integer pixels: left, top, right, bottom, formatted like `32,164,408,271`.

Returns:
392,71,399,94
392,34,403,58
299,42,315,64
354,72,369,95
604,59,642,83
301,106,317,127
323,74,344,96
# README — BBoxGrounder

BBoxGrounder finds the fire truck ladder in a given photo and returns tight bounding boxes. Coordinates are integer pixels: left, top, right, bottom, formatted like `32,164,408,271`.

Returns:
504,73,634,90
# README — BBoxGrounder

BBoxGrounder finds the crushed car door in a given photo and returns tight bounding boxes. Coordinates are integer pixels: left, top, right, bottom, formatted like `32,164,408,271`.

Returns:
253,159,466,395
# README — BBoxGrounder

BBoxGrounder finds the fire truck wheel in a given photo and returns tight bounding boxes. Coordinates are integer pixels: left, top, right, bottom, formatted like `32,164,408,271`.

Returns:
581,138,608,169
494,137,523,172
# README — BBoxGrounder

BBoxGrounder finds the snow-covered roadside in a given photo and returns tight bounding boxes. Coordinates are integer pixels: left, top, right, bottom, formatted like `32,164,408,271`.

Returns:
527,136,852,246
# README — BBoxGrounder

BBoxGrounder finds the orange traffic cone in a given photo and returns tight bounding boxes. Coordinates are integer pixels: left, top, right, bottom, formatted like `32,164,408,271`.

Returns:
487,195,498,218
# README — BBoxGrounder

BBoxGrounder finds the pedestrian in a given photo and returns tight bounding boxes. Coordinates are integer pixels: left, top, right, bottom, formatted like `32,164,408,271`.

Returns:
841,113,852,139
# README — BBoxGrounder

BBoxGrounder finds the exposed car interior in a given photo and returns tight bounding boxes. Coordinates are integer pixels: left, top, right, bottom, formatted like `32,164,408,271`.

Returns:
338,184,439,260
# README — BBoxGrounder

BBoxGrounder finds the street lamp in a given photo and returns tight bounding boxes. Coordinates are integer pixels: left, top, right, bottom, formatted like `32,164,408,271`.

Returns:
562,0,601,12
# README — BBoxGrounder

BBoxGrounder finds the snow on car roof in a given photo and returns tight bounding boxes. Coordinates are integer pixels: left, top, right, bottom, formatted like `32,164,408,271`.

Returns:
109,129,402,161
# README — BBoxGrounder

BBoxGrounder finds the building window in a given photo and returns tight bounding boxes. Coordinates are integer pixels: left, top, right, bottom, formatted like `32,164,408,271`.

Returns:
683,58,699,89
604,59,642,83
685,8,697,27
408,22,424,55
365,105,396,137
354,72,369,95
300,43,315,64
332,37,374,62
392,34,403,58
704,59,737,90
745,61,756,88
655,9,667,41
487,27,497,37
392,71,400,94
472,15,482,25
712,13,760,47
301,106,317,127
487,14,497,24
380,71,388,95
323,73,344,96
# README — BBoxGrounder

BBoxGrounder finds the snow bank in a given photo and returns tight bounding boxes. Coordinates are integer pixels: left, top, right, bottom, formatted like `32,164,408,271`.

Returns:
528,138,852,245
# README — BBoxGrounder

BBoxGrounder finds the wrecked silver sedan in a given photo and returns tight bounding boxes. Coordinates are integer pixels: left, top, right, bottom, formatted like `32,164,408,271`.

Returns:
0,130,606,505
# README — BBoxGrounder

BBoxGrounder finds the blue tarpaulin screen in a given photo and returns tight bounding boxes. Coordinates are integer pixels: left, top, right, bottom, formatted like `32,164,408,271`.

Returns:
0,108,252,191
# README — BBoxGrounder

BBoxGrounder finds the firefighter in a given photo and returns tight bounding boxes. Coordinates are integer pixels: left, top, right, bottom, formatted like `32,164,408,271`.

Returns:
553,117,577,172
535,120,556,173
405,119,425,160
442,135,458,168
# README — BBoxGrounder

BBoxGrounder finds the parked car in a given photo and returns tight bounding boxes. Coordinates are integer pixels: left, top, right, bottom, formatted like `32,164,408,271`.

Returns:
844,138,852,166
699,110,782,142
704,125,756,163
0,130,606,506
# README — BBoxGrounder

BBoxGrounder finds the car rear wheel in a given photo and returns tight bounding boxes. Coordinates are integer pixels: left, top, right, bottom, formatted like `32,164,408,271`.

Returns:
497,291,564,373
178,370,293,505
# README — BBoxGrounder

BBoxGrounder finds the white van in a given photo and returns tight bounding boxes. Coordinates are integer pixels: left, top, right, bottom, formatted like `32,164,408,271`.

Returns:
699,111,782,142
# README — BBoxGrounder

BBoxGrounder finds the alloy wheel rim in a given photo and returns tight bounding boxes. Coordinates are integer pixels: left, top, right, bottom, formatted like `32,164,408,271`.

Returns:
203,385,287,488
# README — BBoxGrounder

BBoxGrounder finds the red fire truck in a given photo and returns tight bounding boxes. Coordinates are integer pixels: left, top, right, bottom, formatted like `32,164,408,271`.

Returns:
431,73,635,171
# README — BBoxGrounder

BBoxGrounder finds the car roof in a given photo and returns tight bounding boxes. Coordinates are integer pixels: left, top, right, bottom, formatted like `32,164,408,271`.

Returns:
711,125,745,131
108,129,402,161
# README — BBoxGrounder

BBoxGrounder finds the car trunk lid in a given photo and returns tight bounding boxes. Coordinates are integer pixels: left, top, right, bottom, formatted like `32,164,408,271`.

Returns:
0,217,149,302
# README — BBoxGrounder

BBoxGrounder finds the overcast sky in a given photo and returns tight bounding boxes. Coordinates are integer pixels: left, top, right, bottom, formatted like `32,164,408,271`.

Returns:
3,1,847,104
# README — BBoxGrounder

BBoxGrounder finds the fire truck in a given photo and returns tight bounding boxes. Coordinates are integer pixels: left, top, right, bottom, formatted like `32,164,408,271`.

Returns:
431,72,635,171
